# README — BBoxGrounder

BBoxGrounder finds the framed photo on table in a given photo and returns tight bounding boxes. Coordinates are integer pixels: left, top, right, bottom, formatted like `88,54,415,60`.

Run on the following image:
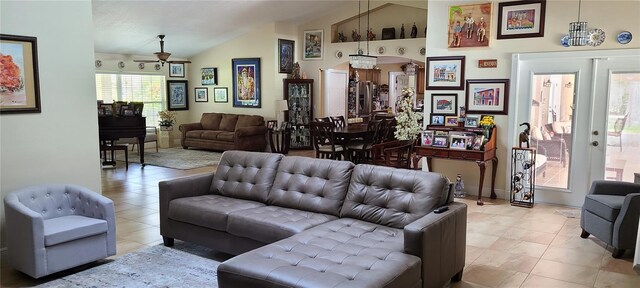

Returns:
445,116,459,126
431,93,458,115
497,0,546,39
278,39,294,73
421,130,434,146
431,115,445,126
426,56,465,90
432,135,449,148
214,87,228,103
169,63,185,77
303,30,323,60
232,58,261,108
449,135,469,150
466,79,510,115
194,87,208,102
167,80,189,111
0,34,41,114
465,116,480,127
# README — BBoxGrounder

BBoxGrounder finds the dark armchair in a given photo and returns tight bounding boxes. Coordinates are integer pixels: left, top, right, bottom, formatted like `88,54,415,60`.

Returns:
581,180,640,258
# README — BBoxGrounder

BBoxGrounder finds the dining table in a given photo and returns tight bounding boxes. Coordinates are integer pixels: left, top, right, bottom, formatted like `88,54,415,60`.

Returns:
332,124,370,162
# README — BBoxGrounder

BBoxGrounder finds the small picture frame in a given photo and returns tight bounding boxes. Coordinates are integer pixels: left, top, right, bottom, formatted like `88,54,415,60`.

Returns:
122,108,135,117
421,130,434,146
267,120,277,130
432,135,449,148
97,107,105,116
201,67,218,85
214,87,228,103
431,93,458,115
118,105,130,116
100,104,113,116
449,135,469,150
431,115,445,126
472,135,485,150
194,87,208,102
169,63,185,77
465,116,480,127
445,116,459,126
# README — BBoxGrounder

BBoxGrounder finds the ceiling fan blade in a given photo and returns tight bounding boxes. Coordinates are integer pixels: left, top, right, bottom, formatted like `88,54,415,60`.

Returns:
167,60,192,64
133,60,159,63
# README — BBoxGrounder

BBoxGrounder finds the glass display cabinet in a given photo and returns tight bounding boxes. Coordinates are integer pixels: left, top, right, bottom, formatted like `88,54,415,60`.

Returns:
283,79,313,149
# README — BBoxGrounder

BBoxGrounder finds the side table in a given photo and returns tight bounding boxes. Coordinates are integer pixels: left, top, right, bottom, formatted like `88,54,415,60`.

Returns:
159,130,174,148
268,128,291,154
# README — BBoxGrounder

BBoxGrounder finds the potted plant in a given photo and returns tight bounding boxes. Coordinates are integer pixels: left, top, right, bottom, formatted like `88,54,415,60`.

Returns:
158,110,176,131
394,87,423,141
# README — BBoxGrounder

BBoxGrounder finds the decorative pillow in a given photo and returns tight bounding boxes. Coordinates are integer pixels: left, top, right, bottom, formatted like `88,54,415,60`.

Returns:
530,126,543,141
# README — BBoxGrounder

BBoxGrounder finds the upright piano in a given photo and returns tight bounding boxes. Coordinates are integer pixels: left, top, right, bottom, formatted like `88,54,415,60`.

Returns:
98,116,146,165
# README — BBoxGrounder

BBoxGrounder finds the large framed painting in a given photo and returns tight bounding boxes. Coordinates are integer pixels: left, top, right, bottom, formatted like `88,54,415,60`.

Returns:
201,67,217,85
278,39,294,73
426,56,465,90
303,30,323,60
0,34,41,114
465,79,510,115
431,93,458,115
232,58,261,108
167,80,189,111
497,0,546,39
448,2,492,48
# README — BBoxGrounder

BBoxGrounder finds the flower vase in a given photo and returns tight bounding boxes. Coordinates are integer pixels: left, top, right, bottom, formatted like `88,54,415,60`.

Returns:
160,125,173,131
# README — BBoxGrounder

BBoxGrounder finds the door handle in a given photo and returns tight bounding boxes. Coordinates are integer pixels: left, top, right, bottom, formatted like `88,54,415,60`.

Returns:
592,141,599,147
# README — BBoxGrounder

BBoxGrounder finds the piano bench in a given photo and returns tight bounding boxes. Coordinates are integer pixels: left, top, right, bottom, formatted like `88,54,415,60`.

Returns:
100,143,128,170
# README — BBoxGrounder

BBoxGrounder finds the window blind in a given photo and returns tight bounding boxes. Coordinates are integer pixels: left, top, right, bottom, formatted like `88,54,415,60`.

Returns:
95,73,165,126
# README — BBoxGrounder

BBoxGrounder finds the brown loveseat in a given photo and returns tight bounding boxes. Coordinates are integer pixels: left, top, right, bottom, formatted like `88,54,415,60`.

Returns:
179,113,267,152
160,151,467,288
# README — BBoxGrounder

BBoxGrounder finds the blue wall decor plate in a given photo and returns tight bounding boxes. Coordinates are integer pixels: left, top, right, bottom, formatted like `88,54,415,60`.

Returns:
561,35,570,47
617,31,632,44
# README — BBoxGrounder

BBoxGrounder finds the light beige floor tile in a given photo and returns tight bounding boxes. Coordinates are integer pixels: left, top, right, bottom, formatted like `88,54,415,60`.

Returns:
116,220,153,235
120,226,162,245
517,219,564,234
117,207,158,220
488,237,519,251
466,232,500,249
594,270,640,288
462,265,520,287
134,213,161,226
599,254,638,275
467,222,510,237
542,246,604,268
530,259,599,286
487,214,523,227
497,272,528,288
472,249,539,274
501,227,557,245
115,239,146,256
509,241,549,258
520,274,592,288
550,234,608,254
465,245,485,268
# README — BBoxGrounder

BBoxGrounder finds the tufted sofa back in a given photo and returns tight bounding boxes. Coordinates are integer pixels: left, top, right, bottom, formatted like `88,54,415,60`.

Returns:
267,156,354,216
211,151,283,203
341,164,451,229
6,184,109,220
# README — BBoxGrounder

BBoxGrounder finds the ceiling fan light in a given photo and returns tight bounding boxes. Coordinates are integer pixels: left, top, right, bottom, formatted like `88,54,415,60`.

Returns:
155,52,171,61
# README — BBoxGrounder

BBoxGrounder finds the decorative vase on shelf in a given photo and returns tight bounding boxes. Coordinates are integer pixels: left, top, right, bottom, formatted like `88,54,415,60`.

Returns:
160,125,173,131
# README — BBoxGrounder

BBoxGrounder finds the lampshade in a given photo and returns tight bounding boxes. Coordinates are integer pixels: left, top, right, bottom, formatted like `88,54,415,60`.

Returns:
276,100,289,111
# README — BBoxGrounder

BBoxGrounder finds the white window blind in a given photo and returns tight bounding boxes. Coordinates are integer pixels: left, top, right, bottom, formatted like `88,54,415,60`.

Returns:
95,73,166,126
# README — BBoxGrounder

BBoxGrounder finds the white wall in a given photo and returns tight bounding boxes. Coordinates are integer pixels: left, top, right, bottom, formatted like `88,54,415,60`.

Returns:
0,0,101,248
425,0,640,198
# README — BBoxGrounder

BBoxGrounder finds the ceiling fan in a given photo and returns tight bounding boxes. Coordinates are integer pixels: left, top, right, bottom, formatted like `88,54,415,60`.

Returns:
133,35,191,66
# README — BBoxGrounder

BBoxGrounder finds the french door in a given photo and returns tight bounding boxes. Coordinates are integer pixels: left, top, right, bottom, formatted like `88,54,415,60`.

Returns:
511,49,640,206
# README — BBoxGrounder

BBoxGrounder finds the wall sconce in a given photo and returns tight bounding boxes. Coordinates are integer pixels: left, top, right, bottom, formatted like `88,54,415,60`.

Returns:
543,79,552,87
565,82,573,88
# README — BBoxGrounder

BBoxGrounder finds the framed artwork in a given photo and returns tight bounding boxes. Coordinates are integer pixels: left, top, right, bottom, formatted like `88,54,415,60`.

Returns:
466,79,510,115
421,130,434,146
169,63,185,77
445,116,459,126
497,0,546,39
303,30,323,60
167,80,189,111
278,39,294,73
0,34,41,114
194,87,208,102
426,56,465,90
431,93,458,115
201,67,218,85
232,58,261,108
431,115,445,126
449,135,469,150
448,2,492,48
432,135,449,148
214,87,228,103
465,116,480,127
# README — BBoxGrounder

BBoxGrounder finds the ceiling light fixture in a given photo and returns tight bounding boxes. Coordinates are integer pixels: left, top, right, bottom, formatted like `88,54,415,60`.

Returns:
349,0,377,69
568,0,588,46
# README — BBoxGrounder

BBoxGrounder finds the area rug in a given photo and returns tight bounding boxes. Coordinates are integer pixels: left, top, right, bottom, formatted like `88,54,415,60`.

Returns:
556,209,581,218
116,147,222,170
37,241,222,288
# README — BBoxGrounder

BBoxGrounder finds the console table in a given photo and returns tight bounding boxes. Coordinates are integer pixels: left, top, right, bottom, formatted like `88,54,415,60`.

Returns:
413,126,497,205
98,116,146,165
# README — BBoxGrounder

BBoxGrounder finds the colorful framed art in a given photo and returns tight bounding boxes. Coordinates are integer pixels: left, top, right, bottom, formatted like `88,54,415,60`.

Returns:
431,93,458,115
465,79,510,115
232,58,261,108
448,2,492,48
167,80,189,111
497,0,546,39
278,39,294,73
303,30,323,60
0,34,41,114
445,116,459,127
201,67,218,85
426,56,465,90
214,87,228,103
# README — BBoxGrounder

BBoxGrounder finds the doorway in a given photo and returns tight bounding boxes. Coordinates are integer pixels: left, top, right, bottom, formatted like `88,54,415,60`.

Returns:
511,49,640,206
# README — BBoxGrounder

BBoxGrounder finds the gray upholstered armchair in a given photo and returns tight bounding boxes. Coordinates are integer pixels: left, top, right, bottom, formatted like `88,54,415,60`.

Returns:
581,180,640,258
3,184,116,278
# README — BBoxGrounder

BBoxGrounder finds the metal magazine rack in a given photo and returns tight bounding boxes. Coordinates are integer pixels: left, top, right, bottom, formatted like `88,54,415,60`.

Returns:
510,147,536,208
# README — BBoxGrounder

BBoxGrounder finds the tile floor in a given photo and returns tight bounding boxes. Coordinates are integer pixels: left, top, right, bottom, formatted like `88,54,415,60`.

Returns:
1,149,638,287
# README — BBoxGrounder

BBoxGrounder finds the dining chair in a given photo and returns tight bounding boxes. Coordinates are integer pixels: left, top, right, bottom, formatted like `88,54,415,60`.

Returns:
314,117,331,123
310,121,344,160
330,115,346,128
370,140,414,169
378,118,397,142
348,119,381,164
118,126,158,153
607,114,628,152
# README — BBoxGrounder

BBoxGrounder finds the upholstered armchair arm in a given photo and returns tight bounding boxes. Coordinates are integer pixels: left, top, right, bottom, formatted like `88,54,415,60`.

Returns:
613,193,640,249
159,173,215,234
404,202,467,288
68,185,116,255
589,180,640,196
236,125,267,137
4,195,46,278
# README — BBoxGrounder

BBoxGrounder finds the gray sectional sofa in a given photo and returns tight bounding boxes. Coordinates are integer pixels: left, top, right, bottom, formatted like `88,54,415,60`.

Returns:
159,151,467,288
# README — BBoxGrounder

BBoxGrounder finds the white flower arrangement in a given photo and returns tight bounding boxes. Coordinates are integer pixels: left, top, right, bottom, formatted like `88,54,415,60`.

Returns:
158,110,177,127
394,87,423,140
